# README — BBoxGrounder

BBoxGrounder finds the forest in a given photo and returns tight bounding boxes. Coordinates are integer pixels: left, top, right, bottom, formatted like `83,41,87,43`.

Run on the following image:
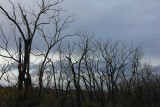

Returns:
0,0,160,107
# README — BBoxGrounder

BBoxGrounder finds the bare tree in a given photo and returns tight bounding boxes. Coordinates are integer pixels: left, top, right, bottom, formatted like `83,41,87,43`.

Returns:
98,40,134,104
0,0,78,99
64,35,92,107
36,12,77,94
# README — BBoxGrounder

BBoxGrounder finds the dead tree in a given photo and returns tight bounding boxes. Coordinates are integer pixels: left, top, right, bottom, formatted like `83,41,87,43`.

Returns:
0,0,72,94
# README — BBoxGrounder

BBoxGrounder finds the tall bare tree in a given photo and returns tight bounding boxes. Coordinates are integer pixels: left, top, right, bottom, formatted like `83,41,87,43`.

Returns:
0,0,77,98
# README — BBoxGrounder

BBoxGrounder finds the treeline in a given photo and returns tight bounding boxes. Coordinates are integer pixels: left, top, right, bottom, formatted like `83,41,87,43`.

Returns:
1,35,160,107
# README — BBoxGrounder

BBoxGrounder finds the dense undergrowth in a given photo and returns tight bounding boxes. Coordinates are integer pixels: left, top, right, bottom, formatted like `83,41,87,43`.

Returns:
1,84,160,107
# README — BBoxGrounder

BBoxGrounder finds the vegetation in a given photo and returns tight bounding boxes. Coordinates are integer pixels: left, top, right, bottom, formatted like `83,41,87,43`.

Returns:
0,0,160,107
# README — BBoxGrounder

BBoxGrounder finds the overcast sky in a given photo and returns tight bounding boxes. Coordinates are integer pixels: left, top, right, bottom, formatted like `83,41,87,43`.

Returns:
61,0,160,65
0,0,160,65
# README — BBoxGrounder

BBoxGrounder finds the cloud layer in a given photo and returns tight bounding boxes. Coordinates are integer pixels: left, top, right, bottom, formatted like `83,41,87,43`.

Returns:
62,0,160,65
0,0,160,65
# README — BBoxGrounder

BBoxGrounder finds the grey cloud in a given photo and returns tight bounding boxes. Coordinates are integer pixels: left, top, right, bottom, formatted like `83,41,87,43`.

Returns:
0,0,160,65
62,0,160,65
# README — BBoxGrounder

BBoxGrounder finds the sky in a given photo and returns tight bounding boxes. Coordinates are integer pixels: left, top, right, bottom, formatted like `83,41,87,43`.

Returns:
0,0,160,87
62,0,160,65
0,0,160,65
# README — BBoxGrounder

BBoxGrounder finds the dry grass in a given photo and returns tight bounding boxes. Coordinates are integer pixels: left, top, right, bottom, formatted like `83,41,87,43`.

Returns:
0,87,160,107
